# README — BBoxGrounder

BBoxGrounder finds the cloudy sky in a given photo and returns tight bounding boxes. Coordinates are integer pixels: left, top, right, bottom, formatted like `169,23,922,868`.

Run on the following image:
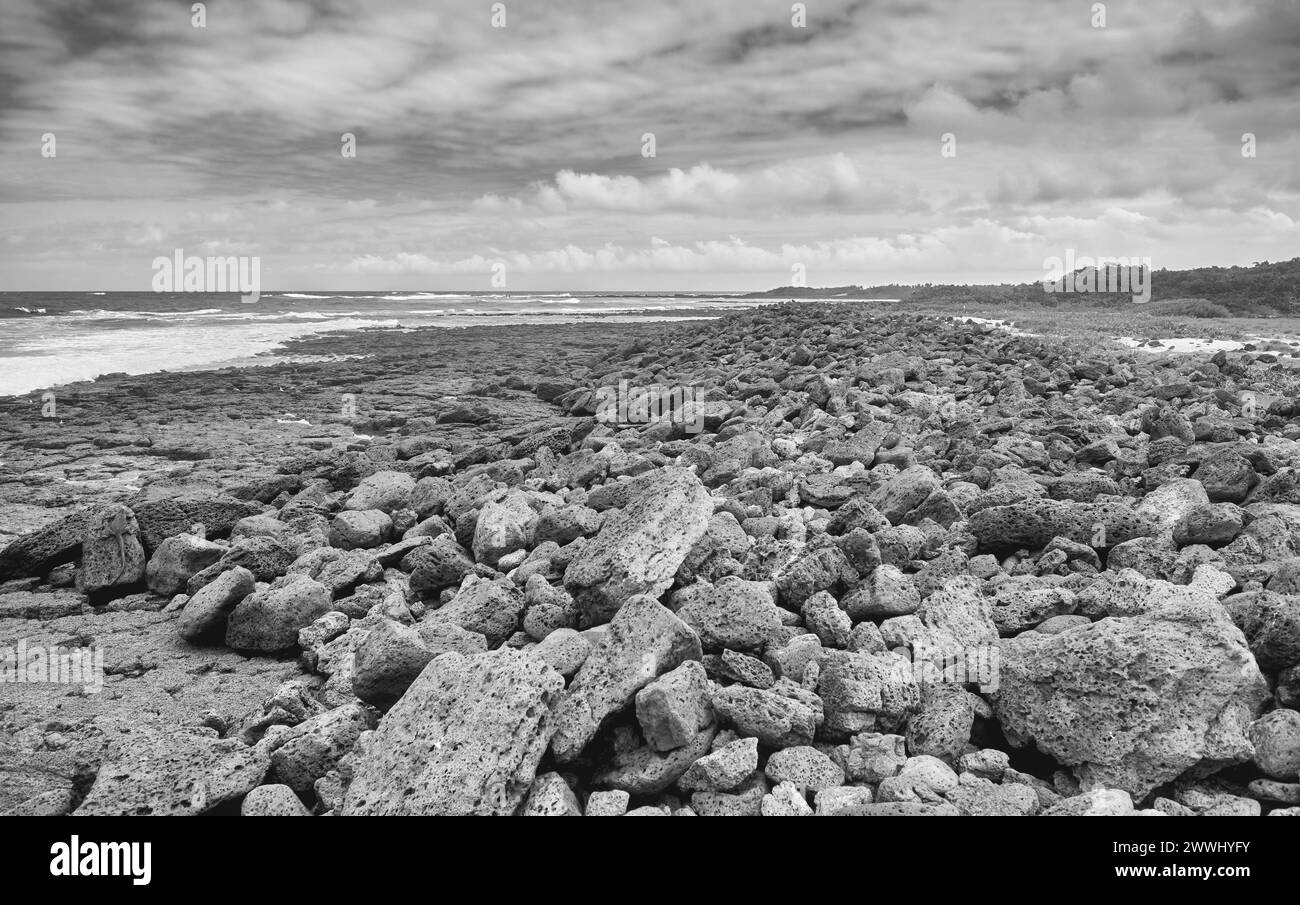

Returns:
1,0,1298,291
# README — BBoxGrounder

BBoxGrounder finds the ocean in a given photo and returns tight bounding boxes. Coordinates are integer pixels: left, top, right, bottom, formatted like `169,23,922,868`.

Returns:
0,291,770,398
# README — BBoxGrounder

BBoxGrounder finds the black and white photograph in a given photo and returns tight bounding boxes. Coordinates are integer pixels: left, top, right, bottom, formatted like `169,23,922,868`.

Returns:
1,0,1298,857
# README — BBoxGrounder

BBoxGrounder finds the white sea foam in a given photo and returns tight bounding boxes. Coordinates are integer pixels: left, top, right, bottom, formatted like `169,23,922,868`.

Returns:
0,292,750,398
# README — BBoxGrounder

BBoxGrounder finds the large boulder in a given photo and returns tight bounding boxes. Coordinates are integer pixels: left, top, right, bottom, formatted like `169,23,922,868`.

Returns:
424,576,525,647
473,491,539,567
340,649,563,815
870,465,942,525
563,468,713,624
1135,478,1210,535
407,534,478,597
549,595,702,762
1248,709,1300,781
225,574,333,652
344,470,416,513
74,725,268,816
177,566,256,642
710,680,823,749
128,492,263,553
1195,449,1257,504
992,599,1268,798
146,532,226,595
351,619,439,706
0,505,107,580
186,535,297,595
917,576,999,658
675,576,783,652
77,504,147,594
329,510,392,550
270,703,375,791
969,499,1158,551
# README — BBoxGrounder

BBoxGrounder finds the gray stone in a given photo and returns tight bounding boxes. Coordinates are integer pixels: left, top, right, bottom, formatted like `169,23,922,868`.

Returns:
550,595,703,762
186,535,297,595
1042,789,1134,816
761,780,815,816
177,566,256,643
522,772,581,816
584,789,630,816
842,564,920,619
905,682,974,762
710,681,822,748
677,736,759,792
875,754,959,802
78,504,146,594
969,499,1158,550
345,470,415,513
351,619,438,706
146,532,225,596
1249,709,1300,781
226,574,333,652
994,598,1269,798
691,776,767,816
563,468,713,624
241,783,311,816
958,748,1010,781
406,534,478,597
592,724,716,795
764,745,845,792
817,649,920,738
843,732,907,783
532,627,591,677
635,660,714,752
803,590,852,648
424,576,525,647
329,509,393,549
814,785,875,815
340,649,563,815
917,576,998,658
677,576,783,652
271,703,373,791
715,648,775,688
473,491,539,567
763,633,823,683
946,773,1039,816
75,726,268,816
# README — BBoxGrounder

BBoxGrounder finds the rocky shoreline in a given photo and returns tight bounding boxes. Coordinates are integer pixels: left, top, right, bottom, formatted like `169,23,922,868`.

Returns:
2,304,1299,816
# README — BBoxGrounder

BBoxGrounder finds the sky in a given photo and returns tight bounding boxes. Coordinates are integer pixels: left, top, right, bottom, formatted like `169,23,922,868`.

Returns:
1,0,1298,292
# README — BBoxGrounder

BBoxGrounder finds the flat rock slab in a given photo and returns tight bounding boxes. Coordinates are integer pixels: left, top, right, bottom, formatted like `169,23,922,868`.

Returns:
0,607,300,814
0,505,106,580
74,725,268,815
340,649,563,815
0,589,86,620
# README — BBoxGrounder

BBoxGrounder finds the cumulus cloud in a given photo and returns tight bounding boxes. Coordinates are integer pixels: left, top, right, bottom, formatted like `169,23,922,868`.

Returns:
342,209,1300,281
475,154,911,216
